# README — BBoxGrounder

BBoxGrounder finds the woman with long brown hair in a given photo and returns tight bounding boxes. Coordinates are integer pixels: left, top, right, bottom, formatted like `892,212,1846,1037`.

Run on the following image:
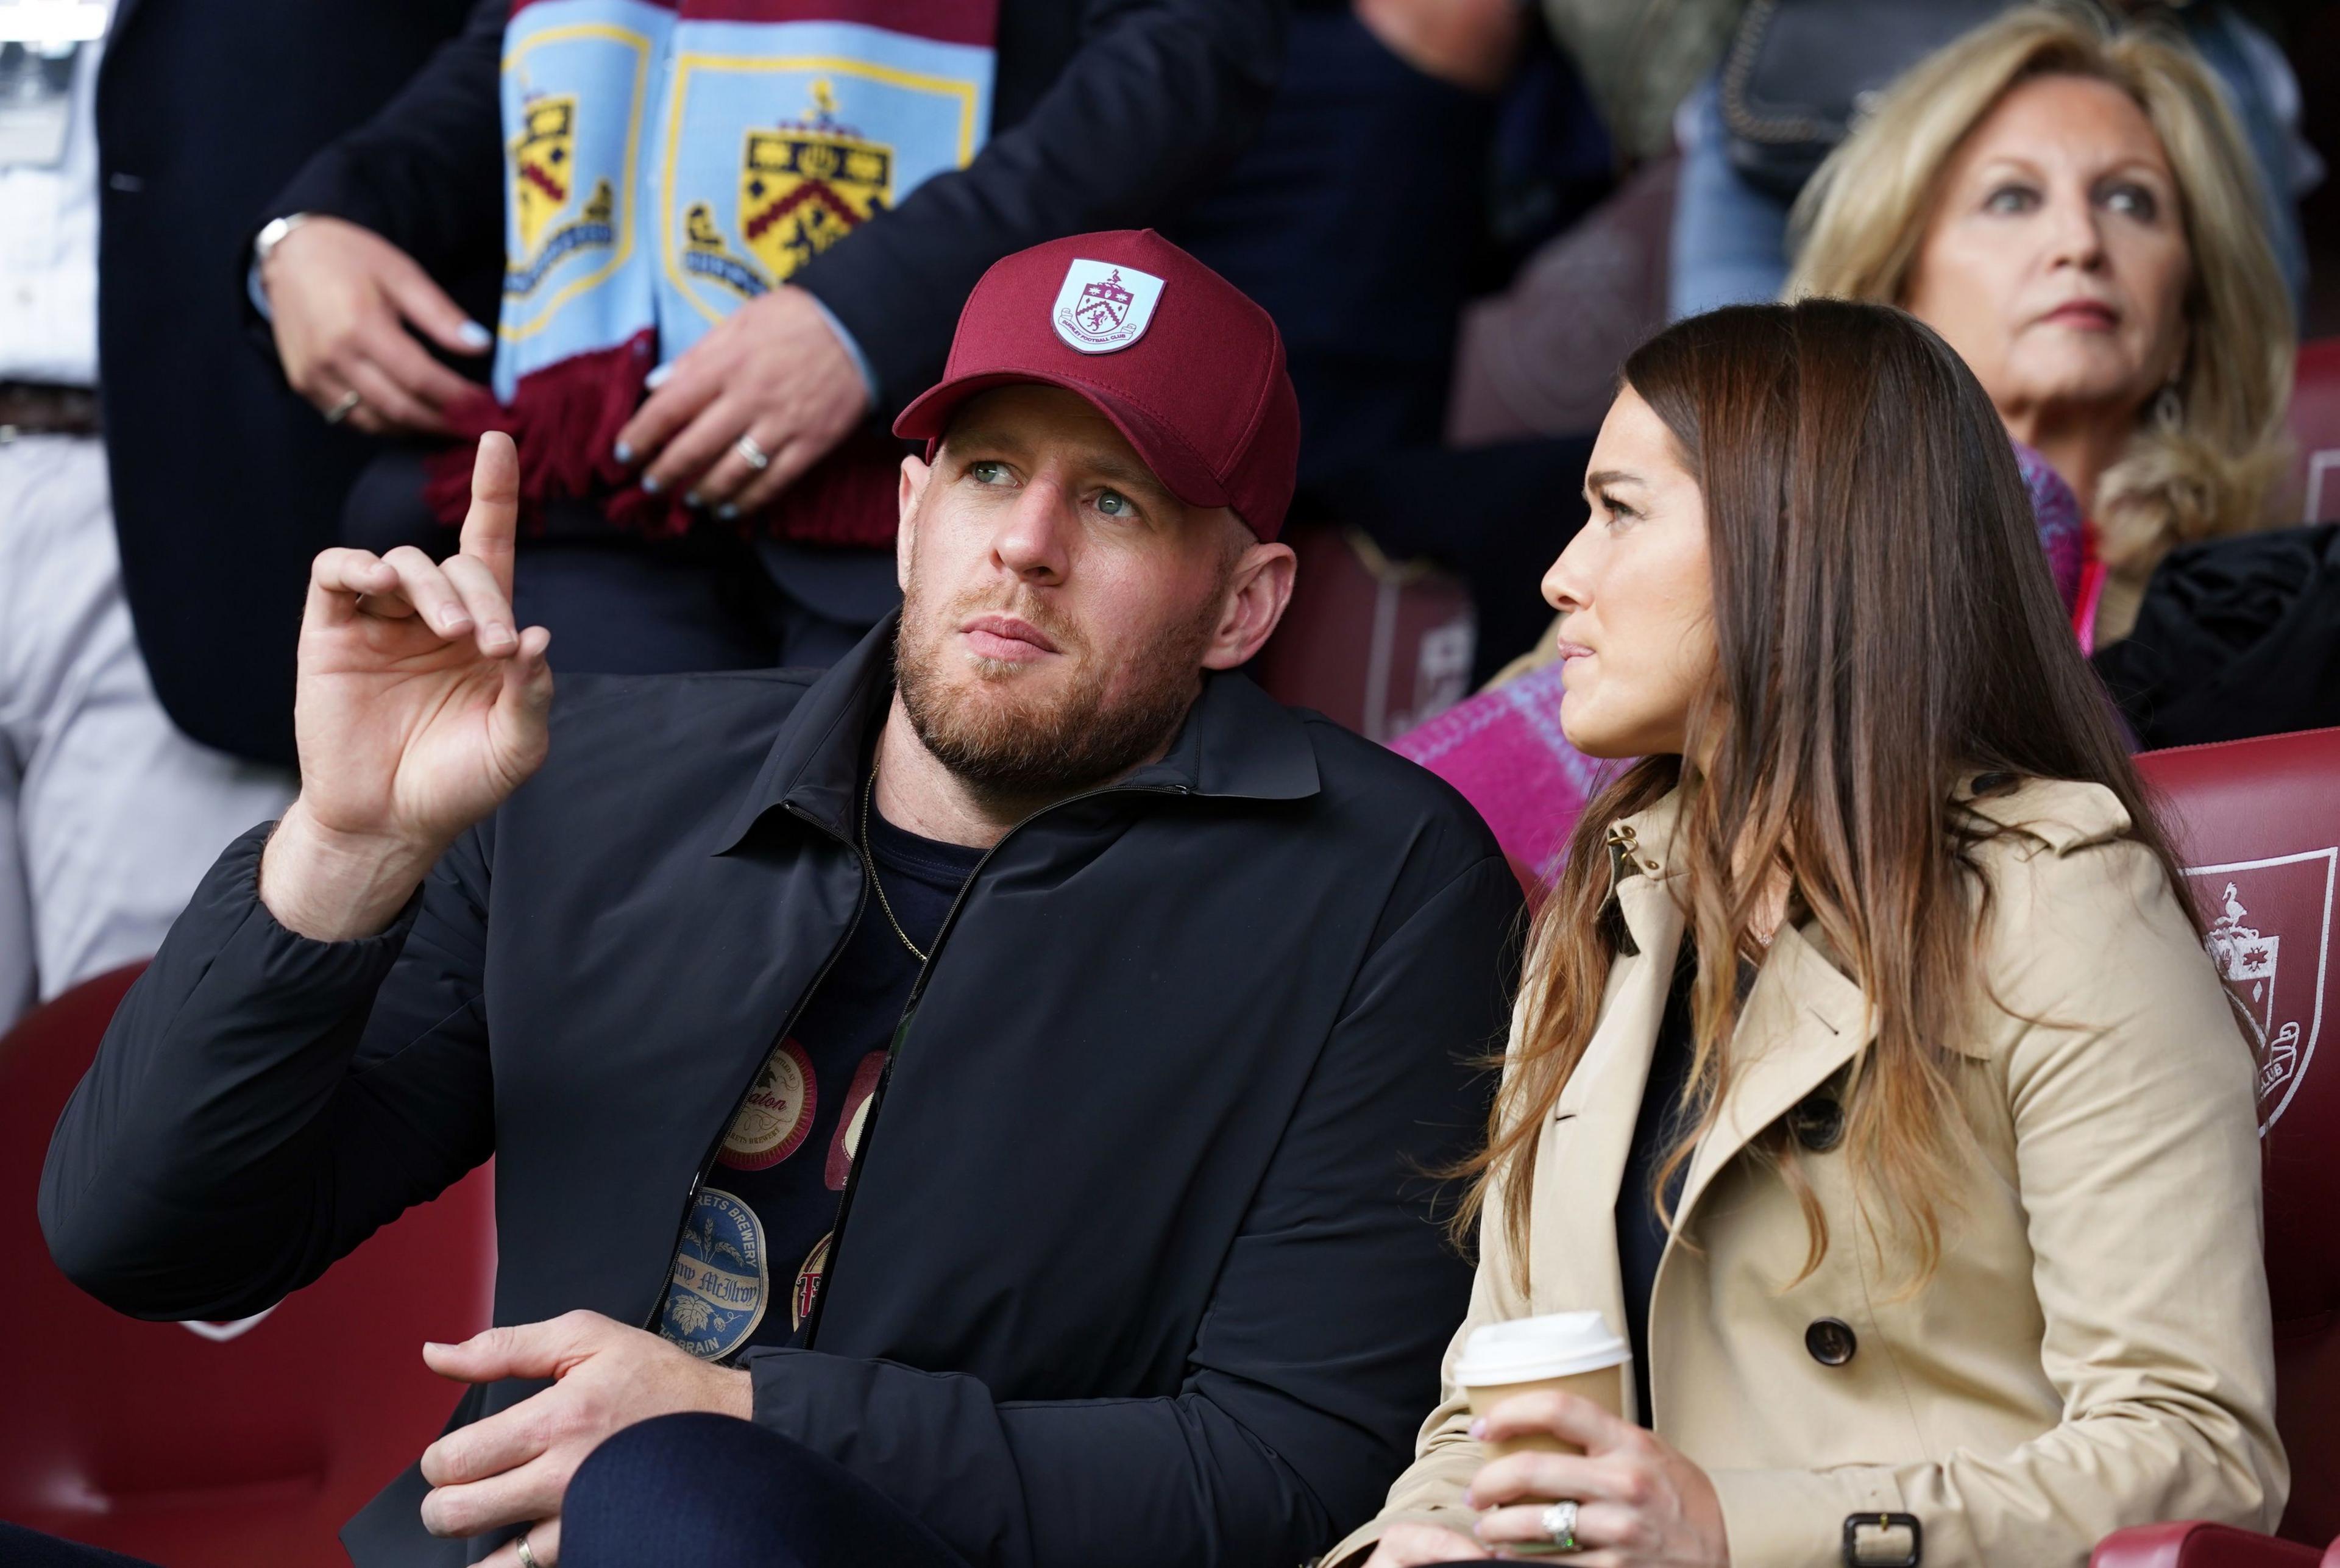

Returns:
1333,300,2281,1566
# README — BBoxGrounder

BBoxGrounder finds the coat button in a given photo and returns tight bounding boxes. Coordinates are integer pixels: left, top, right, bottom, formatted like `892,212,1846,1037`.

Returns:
1806,1318,1857,1366
1789,1093,1845,1152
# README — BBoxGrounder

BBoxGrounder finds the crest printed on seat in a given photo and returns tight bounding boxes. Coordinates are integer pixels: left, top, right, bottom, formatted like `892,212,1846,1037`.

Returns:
2188,848,2336,1134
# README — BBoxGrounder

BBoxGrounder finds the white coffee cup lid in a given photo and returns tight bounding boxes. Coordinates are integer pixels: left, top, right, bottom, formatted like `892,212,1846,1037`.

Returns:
1452,1311,1631,1385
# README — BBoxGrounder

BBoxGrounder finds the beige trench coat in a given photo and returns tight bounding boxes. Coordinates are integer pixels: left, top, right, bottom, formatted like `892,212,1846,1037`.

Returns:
1332,777,2284,1566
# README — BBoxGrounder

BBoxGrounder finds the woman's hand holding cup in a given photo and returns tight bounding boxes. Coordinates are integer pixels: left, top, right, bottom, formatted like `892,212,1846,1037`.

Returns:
1464,1391,1729,1565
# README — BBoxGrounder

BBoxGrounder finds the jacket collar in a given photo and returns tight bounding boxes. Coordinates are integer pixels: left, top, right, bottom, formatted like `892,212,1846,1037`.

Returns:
1674,918,1875,1224
1600,787,1689,958
714,611,1321,854
1586,784,1880,1222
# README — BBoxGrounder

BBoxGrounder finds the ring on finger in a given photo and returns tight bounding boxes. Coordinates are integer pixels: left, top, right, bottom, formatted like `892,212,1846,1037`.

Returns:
325,389,363,425
735,433,771,471
514,1529,541,1568
1541,1500,1581,1552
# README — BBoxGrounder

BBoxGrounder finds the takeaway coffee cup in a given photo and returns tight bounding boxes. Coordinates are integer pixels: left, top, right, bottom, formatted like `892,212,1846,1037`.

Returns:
1453,1311,1631,1458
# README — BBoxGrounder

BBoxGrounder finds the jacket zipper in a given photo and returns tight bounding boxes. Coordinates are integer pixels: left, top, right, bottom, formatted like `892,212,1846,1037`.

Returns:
801,778,1192,1347
638,803,868,1336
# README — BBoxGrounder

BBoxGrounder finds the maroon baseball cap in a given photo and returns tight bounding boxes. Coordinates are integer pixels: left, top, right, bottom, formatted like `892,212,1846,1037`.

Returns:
893,229,1302,540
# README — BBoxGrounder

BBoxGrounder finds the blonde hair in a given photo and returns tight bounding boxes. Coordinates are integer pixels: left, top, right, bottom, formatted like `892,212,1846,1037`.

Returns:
1785,4,2293,572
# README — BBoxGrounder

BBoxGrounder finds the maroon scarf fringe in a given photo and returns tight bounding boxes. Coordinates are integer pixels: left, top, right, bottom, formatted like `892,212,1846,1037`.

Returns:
423,328,901,548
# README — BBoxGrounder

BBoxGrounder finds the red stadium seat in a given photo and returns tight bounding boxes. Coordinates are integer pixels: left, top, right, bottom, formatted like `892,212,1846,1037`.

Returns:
2283,338,2340,524
2092,1523,2324,1568
0,963,496,1568
1252,522,1476,742
2095,726,2340,1566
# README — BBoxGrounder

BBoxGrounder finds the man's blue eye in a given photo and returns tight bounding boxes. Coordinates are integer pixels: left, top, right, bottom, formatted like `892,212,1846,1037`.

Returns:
970,461,1009,484
1097,489,1132,517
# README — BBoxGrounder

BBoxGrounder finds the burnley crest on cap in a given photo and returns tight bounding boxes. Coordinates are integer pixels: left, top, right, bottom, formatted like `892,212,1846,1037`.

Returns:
1052,258,1165,354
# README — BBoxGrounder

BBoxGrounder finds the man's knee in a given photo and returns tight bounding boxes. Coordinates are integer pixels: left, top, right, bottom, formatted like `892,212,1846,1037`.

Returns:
573,1410,763,1506
564,1414,966,1568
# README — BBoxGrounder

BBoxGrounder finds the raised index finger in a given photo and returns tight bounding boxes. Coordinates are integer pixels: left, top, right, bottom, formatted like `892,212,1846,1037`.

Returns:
460,431,522,599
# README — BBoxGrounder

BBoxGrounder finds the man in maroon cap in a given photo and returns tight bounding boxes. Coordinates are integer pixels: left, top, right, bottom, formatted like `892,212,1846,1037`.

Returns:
44,233,1522,1568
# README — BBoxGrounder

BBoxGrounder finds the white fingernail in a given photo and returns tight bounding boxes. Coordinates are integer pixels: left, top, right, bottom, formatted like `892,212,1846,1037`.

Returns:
645,364,674,391
458,321,493,351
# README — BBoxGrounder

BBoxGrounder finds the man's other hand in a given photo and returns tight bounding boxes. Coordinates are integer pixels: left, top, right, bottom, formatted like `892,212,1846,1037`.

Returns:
260,434,553,941
612,284,871,517
417,1309,754,1567
263,215,492,435
1363,1523,1491,1564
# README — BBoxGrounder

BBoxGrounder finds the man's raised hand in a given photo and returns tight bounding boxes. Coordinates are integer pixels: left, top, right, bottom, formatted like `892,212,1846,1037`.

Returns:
260,434,553,940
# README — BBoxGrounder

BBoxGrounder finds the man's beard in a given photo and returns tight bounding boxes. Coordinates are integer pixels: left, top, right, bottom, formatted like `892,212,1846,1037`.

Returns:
895,576,1224,800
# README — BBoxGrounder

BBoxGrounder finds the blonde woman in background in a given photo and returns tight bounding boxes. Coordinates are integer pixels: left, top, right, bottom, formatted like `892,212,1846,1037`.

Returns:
1788,4,2293,648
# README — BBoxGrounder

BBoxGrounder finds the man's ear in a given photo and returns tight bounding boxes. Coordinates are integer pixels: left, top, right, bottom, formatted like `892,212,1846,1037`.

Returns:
897,453,931,593
1201,537,1298,672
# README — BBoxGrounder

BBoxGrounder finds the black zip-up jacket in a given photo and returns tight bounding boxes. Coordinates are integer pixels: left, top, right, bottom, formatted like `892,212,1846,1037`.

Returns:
40,621,1522,1568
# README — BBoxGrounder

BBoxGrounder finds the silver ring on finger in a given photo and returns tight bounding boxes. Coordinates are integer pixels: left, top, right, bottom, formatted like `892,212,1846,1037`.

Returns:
1541,1499,1581,1552
734,433,772,471
324,389,363,425
514,1529,541,1568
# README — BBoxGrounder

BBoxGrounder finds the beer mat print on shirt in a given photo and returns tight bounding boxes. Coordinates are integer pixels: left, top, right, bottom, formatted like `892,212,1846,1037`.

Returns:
717,1038,818,1170
826,1049,887,1190
1050,258,1164,355
793,1231,833,1330
659,1188,768,1359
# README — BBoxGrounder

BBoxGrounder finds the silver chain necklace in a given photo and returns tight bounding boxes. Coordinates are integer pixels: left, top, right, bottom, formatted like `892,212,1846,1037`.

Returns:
861,771,931,965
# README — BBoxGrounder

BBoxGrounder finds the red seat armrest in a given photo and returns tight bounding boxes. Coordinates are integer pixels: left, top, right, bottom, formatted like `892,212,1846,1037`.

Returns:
2093,1523,2325,1568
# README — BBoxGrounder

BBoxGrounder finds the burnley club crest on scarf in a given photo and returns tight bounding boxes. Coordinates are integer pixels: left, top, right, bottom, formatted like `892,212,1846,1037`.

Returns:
511,94,575,255
505,91,615,298
1052,259,1165,355
739,80,895,284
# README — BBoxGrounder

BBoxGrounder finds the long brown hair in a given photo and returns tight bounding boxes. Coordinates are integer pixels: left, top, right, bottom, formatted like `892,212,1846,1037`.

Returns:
1463,300,2194,1290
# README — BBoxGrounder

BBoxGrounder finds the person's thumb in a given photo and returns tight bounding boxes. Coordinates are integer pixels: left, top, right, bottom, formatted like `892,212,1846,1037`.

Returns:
385,252,494,356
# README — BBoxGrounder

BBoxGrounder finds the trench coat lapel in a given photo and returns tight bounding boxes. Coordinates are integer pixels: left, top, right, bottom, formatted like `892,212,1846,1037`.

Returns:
1676,920,1876,1226
1529,796,1687,1409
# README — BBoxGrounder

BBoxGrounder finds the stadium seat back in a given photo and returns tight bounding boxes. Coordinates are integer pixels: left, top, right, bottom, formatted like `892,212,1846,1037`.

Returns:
2285,338,2340,524
2136,728,2340,1546
0,964,496,1568
1253,522,1476,742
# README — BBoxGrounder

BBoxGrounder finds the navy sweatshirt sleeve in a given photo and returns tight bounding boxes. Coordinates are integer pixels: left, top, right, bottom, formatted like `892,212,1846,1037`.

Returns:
740,854,1521,1568
792,0,1287,412
39,822,498,1322
263,0,506,285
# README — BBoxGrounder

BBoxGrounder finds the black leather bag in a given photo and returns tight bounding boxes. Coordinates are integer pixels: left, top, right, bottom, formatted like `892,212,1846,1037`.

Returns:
1718,0,2016,200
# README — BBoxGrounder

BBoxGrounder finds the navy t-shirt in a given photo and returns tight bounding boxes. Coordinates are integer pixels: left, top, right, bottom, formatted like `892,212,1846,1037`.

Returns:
658,790,982,1360
1615,948,1696,1426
